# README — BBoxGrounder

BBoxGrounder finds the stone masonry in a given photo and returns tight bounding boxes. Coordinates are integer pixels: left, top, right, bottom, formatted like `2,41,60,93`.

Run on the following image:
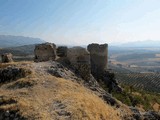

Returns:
87,43,108,79
33,42,121,93
34,43,56,62
67,47,91,81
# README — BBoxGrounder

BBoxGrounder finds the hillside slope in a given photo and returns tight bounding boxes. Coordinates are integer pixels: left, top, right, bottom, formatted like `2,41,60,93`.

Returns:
0,61,121,120
0,44,35,56
1,61,160,120
0,35,45,48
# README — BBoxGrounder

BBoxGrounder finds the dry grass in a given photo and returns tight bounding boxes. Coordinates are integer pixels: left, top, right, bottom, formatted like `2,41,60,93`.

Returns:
52,78,120,120
0,63,13,68
0,62,121,120
0,61,33,69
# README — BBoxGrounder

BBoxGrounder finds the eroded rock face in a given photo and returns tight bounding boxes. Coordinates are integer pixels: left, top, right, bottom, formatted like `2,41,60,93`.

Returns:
67,47,91,81
34,43,56,62
1,53,13,63
87,43,108,79
0,96,27,120
129,107,160,120
0,67,31,84
102,71,123,93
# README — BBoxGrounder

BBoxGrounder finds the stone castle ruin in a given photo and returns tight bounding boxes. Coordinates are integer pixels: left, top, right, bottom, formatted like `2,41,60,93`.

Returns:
34,43,108,80
34,43,56,62
67,47,91,81
34,42,121,93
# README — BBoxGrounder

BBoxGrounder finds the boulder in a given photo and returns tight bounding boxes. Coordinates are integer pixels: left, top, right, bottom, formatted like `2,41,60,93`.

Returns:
67,47,91,81
143,111,160,120
0,67,31,83
1,53,13,63
87,43,108,79
34,43,56,62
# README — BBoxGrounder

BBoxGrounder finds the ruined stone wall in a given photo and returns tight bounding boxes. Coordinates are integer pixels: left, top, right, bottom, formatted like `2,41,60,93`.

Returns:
34,43,56,62
67,47,91,81
33,42,109,82
87,43,108,79
33,42,119,92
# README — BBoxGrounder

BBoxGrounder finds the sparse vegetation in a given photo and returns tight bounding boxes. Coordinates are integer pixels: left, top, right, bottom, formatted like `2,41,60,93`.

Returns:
112,84,160,111
99,76,160,111
0,61,121,120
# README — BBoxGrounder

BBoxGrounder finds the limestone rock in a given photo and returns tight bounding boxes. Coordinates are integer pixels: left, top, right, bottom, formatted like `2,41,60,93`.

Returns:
48,61,78,80
1,53,13,63
0,96,26,120
0,66,31,84
129,107,160,120
87,43,108,79
34,43,56,62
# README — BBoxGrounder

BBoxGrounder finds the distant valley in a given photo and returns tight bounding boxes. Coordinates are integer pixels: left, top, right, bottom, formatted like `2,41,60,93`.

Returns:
119,40,160,48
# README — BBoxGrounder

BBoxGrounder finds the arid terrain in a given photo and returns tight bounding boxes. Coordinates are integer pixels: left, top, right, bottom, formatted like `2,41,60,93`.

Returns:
0,44,160,120
0,61,126,120
1,60,160,120
1,0,160,119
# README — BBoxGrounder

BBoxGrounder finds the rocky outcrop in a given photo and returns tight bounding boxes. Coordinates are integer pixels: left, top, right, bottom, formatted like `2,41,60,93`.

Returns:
129,107,160,120
0,96,26,120
34,43,56,62
0,66,31,84
1,53,13,63
143,110,160,120
57,46,68,57
87,43,108,79
67,47,91,81
103,71,123,93
48,61,79,80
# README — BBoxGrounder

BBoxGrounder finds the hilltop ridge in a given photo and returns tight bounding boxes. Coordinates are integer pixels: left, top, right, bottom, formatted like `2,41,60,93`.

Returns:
0,61,122,120
0,35,45,48
0,42,160,120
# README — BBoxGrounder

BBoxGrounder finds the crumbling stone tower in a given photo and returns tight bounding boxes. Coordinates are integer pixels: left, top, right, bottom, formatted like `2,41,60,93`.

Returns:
34,43,56,62
87,43,108,79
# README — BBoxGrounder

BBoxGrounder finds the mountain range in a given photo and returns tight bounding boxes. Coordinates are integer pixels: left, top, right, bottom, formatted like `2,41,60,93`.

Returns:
120,40,160,48
0,35,45,48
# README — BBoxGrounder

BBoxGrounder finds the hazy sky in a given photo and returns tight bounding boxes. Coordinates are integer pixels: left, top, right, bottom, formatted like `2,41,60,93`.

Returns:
0,0,160,45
